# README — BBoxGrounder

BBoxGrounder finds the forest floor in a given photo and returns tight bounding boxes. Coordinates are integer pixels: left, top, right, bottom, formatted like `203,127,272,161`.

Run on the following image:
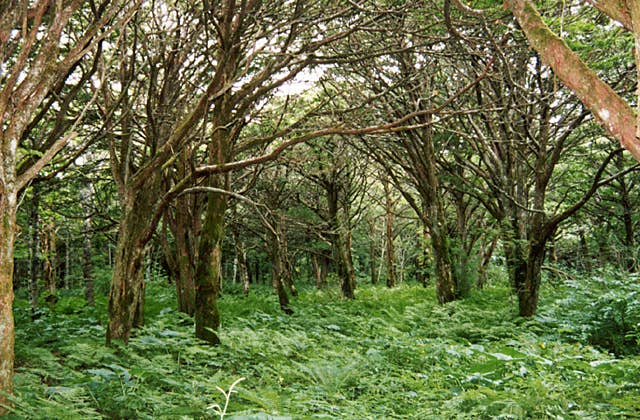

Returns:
7,268,640,419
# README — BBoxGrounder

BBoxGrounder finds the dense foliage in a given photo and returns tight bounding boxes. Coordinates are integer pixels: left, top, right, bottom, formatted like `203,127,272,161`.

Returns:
6,269,639,419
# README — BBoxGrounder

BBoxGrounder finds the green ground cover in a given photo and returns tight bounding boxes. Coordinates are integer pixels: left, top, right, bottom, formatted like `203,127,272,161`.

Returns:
6,270,640,419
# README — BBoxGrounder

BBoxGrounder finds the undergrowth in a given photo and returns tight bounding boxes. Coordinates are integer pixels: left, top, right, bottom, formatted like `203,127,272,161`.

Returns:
6,269,640,419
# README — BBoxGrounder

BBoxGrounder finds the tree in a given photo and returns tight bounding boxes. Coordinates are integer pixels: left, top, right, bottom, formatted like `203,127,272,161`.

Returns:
0,0,136,410
287,139,368,298
329,2,489,303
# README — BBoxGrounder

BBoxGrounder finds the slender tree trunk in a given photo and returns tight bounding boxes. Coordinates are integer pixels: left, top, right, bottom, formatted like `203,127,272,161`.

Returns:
421,191,458,304
312,253,322,288
383,179,396,287
232,230,250,295
336,231,356,299
419,114,458,303
385,207,396,288
279,219,297,297
267,224,293,314
28,186,40,315
327,186,356,298
429,216,457,304
82,214,95,306
616,155,635,270
416,224,431,287
64,228,71,290
477,235,498,289
42,220,57,304
367,219,379,285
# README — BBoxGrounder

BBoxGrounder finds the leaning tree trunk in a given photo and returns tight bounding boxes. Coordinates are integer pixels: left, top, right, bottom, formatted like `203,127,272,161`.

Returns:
0,188,18,413
106,180,160,345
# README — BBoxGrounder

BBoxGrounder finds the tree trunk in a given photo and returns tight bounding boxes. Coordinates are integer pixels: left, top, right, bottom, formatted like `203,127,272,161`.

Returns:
429,219,457,304
327,184,356,298
193,186,224,345
267,225,293,314
106,183,158,345
421,194,458,304
383,181,396,288
171,200,197,316
477,235,498,289
312,253,322,288
232,231,250,296
616,154,635,270
279,219,297,297
42,220,57,304
518,240,546,317
82,213,95,306
367,219,379,285
0,188,17,413
336,230,356,299
28,186,40,315
416,225,431,287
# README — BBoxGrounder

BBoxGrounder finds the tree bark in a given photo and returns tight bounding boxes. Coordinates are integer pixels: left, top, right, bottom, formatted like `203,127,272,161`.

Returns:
106,179,160,345
0,188,17,413
170,200,197,315
518,239,546,317
193,184,224,345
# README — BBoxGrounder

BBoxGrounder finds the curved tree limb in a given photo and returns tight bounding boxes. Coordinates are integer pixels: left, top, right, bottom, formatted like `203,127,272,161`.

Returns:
504,0,640,161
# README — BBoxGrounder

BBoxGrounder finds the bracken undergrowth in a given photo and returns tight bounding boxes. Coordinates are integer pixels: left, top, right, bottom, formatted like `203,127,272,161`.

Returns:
5,267,640,419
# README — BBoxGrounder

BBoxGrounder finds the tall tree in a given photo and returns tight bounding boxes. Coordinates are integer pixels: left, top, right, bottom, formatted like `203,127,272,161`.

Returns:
0,0,136,410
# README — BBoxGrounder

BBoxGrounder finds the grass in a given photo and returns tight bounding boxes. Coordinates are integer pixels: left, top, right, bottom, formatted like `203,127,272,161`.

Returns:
6,269,640,419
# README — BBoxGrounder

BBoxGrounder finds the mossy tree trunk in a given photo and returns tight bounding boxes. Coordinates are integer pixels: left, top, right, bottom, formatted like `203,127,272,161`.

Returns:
164,191,198,316
0,187,17,413
193,183,225,345
107,175,162,345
